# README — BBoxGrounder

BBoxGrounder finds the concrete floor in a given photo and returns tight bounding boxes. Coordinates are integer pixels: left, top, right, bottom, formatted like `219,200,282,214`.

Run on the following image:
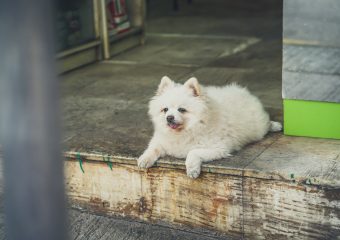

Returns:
67,207,234,240
62,0,283,157
61,0,340,188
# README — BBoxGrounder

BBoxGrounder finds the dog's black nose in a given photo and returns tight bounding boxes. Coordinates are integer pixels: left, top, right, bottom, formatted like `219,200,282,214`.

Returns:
167,115,175,123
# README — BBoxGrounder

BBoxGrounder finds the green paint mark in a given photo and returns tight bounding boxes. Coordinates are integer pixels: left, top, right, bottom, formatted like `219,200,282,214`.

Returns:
76,152,85,173
103,155,113,171
290,173,294,179
284,99,340,139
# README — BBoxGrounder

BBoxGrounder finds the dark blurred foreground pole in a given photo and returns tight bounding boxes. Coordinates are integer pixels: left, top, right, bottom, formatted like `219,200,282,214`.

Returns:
0,0,67,240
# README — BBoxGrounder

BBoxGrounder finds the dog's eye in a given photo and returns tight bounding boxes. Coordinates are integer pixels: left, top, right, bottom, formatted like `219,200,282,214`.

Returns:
178,108,187,113
163,107,168,113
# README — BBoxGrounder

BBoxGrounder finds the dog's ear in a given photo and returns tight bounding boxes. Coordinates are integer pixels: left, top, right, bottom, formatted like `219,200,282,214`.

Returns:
184,77,200,97
157,76,174,95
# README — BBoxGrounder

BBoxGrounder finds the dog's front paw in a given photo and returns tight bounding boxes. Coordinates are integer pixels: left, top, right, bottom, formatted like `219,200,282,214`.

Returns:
185,157,202,179
137,154,156,168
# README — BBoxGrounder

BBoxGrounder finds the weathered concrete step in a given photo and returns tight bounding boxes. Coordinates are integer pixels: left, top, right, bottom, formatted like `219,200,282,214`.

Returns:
64,134,340,240
0,185,233,240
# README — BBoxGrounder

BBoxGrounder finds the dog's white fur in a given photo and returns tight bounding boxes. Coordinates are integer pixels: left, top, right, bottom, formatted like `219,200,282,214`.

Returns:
138,76,282,178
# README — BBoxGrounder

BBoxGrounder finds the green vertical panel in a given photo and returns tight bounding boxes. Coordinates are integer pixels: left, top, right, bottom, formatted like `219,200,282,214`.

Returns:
284,99,340,139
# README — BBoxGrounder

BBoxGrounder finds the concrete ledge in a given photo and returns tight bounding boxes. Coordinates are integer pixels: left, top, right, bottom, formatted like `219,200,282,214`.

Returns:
64,134,340,239
64,156,340,239
64,132,340,188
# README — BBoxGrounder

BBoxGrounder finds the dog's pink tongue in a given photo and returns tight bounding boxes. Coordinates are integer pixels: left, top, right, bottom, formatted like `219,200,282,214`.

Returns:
169,123,179,129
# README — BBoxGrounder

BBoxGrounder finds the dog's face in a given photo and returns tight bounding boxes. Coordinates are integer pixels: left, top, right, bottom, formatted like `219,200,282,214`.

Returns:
148,76,207,133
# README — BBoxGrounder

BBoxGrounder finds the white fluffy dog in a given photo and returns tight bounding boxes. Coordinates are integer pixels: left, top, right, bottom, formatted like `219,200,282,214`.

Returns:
138,76,282,178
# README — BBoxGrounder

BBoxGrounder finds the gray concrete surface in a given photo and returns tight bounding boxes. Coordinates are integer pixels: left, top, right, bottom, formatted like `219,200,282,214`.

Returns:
60,0,286,188
68,208,234,240
61,0,340,184
61,0,283,158
61,0,339,186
